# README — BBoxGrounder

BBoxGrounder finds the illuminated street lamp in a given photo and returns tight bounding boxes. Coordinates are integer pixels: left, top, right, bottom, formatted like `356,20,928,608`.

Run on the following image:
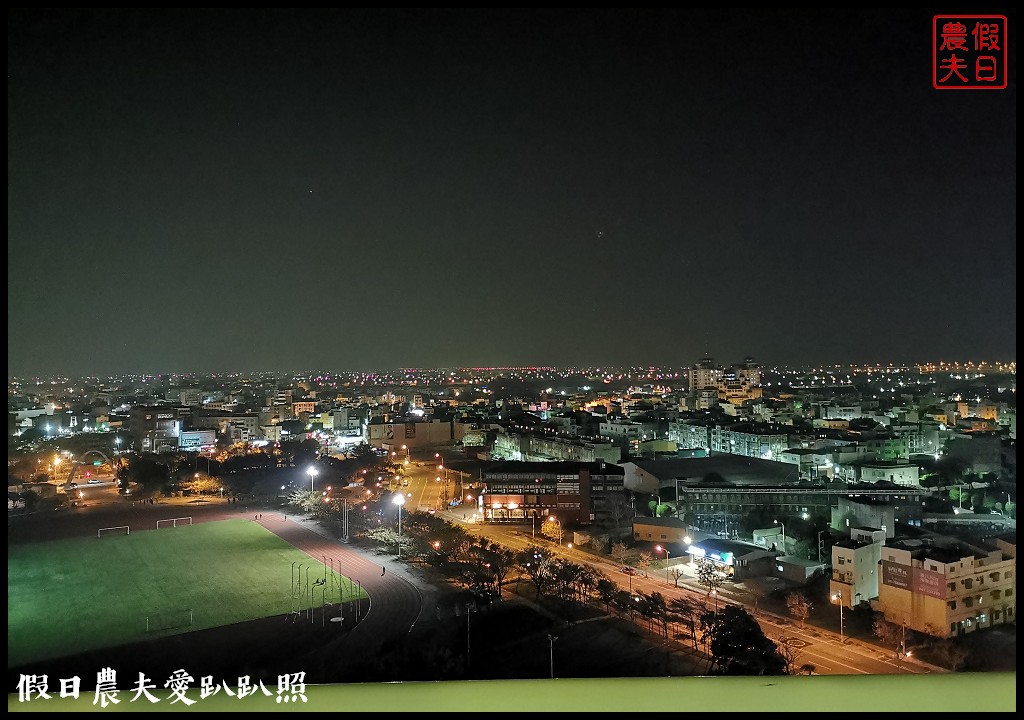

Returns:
392,493,406,557
831,592,844,643
655,544,671,561
307,466,318,492
773,519,786,553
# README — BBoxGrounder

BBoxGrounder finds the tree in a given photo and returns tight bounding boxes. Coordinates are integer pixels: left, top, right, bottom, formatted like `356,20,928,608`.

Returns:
611,542,630,567
123,455,171,493
872,615,905,660
636,551,653,578
179,476,222,495
20,489,40,512
596,578,618,613
605,492,632,530
669,566,687,588
925,637,969,671
363,527,415,556
700,605,787,675
775,635,804,675
786,592,813,628
518,547,554,599
540,518,564,545
645,592,670,637
469,540,518,595
668,596,704,650
289,489,325,513
695,557,723,597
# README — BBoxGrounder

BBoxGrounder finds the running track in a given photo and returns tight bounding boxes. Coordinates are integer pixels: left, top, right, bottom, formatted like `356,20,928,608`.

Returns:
9,501,430,678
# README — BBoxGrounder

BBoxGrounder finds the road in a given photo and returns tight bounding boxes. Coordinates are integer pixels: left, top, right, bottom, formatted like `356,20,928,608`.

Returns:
427,508,939,676
14,459,939,678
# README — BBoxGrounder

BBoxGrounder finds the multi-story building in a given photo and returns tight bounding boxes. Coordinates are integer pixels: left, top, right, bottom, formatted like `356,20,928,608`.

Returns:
367,418,455,450
865,436,910,461
689,356,723,392
128,406,180,453
710,423,790,460
875,538,1016,638
479,460,626,525
859,462,920,487
668,419,712,451
829,526,885,608
192,411,260,442
491,427,620,463
293,400,317,416
679,481,928,532
598,419,659,448
178,428,217,451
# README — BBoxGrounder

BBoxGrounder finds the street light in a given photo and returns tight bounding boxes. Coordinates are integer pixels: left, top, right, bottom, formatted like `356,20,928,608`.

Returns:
896,623,911,672
307,466,318,492
392,493,406,556
773,519,786,554
547,634,558,679
831,592,844,643
655,544,671,561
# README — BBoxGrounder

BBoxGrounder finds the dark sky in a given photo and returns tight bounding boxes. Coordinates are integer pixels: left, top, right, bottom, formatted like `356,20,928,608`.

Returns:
8,8,1016,376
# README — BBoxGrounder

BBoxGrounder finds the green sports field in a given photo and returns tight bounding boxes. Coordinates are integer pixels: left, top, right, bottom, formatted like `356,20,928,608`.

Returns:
8,519,364,667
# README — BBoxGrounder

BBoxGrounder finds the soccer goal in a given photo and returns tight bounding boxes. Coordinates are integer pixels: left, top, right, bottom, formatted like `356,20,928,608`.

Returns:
146,608,194,633
156,517,193,529
97,526,129,538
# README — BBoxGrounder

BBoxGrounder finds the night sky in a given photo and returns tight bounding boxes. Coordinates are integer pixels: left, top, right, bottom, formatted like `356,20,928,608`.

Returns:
8,9,1016,376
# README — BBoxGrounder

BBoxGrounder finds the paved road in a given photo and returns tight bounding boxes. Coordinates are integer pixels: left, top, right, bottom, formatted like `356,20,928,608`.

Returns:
252,513,429,674
430,511,940,676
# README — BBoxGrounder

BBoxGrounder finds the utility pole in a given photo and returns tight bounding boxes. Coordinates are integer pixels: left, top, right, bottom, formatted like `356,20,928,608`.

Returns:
466,602,473,670
548,634,558,679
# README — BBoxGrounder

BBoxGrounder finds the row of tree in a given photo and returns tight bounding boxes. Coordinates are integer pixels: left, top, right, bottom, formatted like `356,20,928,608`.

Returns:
297,495,801,675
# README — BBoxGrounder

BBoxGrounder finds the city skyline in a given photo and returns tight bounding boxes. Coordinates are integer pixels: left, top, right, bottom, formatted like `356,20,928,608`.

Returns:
8,9,1016,376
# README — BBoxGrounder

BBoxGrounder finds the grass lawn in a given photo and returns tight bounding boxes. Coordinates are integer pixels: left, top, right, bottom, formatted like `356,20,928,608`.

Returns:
8,519,365,667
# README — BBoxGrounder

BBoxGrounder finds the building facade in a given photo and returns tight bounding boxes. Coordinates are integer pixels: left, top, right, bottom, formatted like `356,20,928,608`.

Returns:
875,539,1016,638
479,461,626,526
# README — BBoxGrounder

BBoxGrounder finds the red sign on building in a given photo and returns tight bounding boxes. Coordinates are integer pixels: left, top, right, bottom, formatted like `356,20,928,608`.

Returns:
881,561,948,599
933,15,1007,89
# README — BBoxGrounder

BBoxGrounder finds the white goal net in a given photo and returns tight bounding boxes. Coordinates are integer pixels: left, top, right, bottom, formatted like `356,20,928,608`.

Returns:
156,517,193,529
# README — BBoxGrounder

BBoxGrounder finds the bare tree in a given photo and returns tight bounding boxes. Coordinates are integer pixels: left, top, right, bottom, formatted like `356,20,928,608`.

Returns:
775,635,803,675
786,592,813,628
926,637,969,671
669,566,686,588
611,542,630,567
637,551,653,578
606,492,632,530
872,615,903,653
